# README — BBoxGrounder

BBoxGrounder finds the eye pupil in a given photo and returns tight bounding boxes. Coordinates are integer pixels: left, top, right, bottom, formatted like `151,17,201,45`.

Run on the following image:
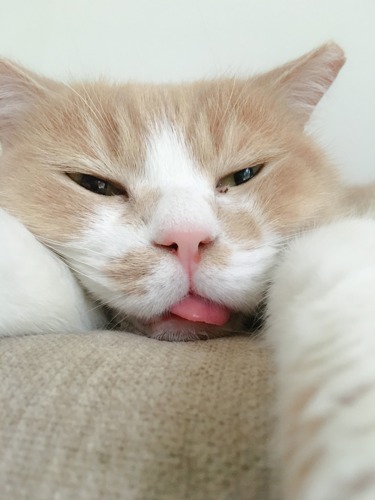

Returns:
233,167,254,186
217,163,264,192
81,175,107,194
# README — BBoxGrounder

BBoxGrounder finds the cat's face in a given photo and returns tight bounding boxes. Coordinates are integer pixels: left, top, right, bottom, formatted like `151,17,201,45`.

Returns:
0,43,345,340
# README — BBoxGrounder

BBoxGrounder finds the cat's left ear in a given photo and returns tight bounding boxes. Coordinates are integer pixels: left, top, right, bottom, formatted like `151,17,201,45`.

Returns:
258,42,346,124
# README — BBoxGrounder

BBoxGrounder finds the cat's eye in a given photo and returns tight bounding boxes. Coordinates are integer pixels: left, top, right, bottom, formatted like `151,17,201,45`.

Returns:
217,164,264,191
67,173,126,196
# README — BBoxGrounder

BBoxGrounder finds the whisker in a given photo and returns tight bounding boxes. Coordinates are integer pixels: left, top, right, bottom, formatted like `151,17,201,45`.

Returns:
85,300,107,315
57,259,99,283
40,237,109,257
107,308,128,331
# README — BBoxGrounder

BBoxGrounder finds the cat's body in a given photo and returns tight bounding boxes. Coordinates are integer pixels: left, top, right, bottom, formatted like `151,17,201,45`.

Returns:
0,43,348,340
267,217,375,500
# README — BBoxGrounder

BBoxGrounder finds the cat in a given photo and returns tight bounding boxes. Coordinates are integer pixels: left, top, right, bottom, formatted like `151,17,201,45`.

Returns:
266,217,375,500
0,42,351,341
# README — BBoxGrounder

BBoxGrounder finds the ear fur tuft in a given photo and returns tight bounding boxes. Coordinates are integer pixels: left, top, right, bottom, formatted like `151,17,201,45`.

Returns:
258,42,346,124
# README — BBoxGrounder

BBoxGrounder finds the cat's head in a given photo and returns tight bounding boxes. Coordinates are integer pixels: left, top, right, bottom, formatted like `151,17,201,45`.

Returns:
0,43,345,340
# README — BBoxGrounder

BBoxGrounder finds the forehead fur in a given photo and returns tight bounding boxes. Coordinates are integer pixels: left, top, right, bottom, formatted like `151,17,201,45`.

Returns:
0,43,346,178
4,76,306,193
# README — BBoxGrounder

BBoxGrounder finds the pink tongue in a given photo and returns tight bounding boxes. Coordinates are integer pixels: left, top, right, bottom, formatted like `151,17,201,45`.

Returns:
169,295,230,326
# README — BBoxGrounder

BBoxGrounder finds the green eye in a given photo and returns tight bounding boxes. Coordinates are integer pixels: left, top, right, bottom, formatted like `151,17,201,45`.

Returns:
67,173,126,196
217,164,264,190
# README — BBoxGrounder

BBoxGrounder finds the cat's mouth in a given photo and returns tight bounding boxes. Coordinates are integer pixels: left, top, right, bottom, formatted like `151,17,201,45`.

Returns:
116,292,264,341
121,293,235,341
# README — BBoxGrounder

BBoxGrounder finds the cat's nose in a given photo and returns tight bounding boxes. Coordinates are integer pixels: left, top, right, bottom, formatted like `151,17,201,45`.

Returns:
154,229,214,276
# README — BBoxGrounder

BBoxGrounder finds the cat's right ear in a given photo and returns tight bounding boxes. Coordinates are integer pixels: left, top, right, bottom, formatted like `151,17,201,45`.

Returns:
0,59,58,148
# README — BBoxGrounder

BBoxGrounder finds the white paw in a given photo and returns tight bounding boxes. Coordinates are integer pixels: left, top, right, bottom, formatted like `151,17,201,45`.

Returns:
0,209,107,335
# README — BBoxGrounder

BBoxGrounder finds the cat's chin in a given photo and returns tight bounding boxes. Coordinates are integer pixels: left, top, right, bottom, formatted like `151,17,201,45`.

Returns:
146,315,232,342
118,313,250,342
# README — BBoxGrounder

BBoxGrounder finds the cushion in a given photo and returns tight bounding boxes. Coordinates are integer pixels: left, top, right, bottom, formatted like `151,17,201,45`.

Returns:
0,331,273,499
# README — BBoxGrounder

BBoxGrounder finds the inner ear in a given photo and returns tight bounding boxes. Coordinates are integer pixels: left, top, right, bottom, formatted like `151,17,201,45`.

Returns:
0,59,59,148
257,42,346,124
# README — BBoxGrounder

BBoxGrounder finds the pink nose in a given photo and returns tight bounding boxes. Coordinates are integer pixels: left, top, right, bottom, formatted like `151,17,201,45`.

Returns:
154,229,214,276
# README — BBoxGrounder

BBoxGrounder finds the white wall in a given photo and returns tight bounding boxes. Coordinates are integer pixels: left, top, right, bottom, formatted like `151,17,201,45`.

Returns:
0,0,374,182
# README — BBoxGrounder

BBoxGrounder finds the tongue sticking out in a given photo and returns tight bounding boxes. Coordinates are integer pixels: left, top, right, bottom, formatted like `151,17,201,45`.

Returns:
169,295,231,326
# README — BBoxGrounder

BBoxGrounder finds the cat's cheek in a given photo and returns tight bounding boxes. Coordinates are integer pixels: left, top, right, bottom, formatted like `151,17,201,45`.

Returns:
195,246,277,312
81,206,147,260
218,199,264,247
97,258,190,321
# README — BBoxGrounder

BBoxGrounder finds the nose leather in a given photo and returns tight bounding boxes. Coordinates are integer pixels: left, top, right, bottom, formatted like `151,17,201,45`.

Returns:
154,229,214,276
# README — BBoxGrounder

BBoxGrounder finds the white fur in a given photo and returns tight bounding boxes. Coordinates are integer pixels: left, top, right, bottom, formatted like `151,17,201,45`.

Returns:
0,208,106,335
144,124,209,190
145,124,219,235
267,217,375,500
196,245,276,311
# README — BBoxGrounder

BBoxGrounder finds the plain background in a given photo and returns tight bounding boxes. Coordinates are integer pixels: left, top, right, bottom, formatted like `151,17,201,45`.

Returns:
0,0,374,183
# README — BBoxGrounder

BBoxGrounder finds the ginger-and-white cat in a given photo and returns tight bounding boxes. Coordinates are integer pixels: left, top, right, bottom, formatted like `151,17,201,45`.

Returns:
1,42,375,499
0,42,349,340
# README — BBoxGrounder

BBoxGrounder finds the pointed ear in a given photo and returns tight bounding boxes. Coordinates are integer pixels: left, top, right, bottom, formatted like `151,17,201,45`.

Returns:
0,59,58,148
258,42,346,124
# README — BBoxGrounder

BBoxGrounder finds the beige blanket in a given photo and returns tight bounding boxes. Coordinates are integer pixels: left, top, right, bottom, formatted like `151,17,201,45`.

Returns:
0,332,273,500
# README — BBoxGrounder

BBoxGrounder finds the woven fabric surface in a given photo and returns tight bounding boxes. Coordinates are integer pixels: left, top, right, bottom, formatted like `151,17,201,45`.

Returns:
0,331,273,500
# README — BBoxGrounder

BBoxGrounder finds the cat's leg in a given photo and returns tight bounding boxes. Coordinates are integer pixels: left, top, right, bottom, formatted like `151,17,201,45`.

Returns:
0,208,107,336
267,218,375,500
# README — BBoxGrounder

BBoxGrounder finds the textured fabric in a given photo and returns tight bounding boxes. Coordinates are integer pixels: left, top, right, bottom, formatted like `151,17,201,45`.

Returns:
0,331,274,500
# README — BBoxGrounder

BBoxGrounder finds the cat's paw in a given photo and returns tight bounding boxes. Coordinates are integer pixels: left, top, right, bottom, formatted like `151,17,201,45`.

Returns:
267,217,375,500
0,209,107,335
266,216,375,354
